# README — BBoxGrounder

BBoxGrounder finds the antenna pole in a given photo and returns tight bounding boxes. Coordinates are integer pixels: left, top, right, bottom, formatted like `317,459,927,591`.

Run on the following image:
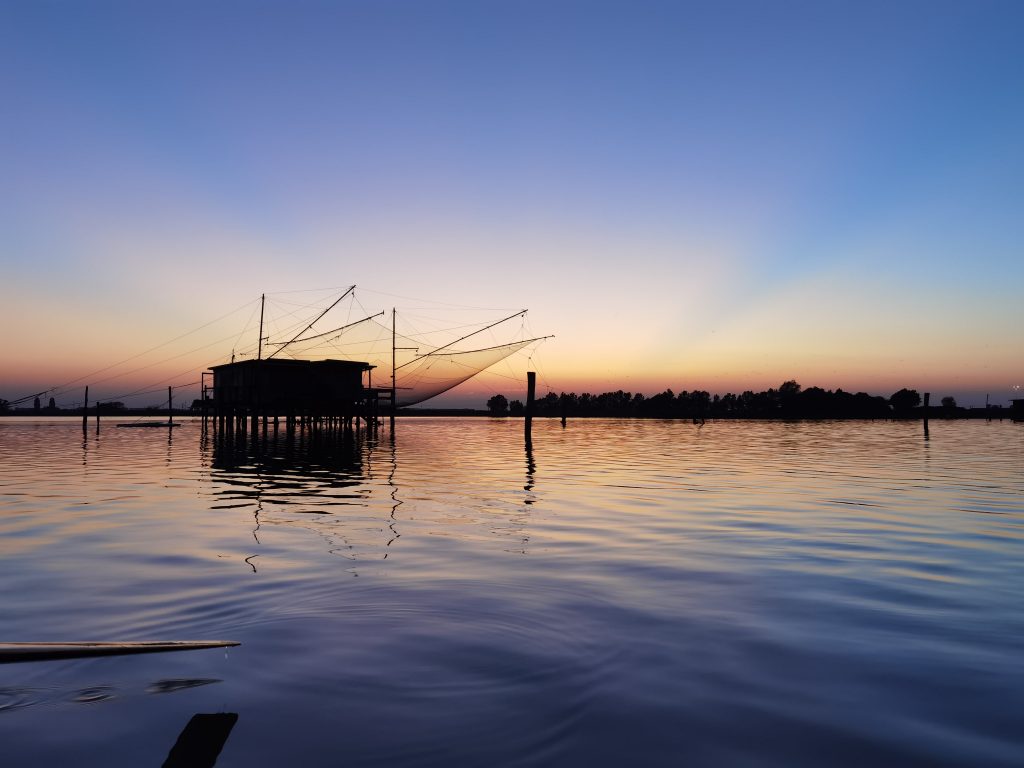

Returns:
391,307,396,429
268,285,355,360
257,293,265,361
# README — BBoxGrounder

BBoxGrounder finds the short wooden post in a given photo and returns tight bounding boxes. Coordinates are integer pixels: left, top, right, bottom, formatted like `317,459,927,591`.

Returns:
560,392,567,427
923,392,930,438
95,401,101,431
525,371,536,445
82,386,89,431
168,386,173,426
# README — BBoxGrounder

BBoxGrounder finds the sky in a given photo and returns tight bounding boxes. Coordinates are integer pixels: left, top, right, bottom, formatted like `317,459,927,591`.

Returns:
2,0,1022,409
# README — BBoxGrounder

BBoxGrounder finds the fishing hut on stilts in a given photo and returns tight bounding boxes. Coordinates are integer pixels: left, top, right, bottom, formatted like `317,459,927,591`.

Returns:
205,288,391,438
201,286,550,439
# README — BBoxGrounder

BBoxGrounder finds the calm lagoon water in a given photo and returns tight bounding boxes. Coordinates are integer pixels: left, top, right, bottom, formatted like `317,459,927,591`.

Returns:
1,417,1022,766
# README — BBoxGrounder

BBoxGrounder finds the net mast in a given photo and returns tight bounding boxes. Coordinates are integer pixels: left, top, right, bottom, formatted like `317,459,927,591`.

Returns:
257,293,265,361
267,285,355,360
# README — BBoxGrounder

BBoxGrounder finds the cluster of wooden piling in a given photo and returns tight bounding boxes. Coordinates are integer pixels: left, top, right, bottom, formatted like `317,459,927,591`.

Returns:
199,390,389,439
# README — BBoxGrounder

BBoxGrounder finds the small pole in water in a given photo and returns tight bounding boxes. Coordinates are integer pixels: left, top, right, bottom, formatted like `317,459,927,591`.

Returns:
82,386,89,431
560,392,567,428
525,371,536,447
95,401,100,432
168,386,173,426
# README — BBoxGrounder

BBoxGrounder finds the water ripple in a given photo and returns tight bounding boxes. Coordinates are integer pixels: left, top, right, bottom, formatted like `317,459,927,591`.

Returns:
0,418,1022,765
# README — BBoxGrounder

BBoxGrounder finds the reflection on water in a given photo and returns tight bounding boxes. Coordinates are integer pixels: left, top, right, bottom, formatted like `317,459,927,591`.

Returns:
0,417,1022,766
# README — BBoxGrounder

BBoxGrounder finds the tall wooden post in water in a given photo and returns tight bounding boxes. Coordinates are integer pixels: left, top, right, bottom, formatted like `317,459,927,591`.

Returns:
390,307,397,431
525,371,536,446
168,386,173,426
82,386,89,431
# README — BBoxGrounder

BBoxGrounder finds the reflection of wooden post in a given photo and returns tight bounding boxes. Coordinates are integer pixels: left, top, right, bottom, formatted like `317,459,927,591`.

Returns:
83,386,89,431
525,371,536,445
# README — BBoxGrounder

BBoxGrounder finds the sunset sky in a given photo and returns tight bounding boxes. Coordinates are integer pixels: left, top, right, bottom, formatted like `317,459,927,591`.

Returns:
2,1,1022,408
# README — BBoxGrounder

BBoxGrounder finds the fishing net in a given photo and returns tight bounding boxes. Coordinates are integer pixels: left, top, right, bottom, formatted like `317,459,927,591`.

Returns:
393,339,537,406
260,295,546,407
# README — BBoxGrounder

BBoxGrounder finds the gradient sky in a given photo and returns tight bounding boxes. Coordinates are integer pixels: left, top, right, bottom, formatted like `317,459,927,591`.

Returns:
2,1,1022,408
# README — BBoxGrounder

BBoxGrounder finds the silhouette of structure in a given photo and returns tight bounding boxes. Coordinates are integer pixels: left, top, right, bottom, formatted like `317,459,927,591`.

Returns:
208,358,389,432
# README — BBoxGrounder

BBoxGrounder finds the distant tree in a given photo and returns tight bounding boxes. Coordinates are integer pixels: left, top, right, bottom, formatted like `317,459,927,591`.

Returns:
941,396,957,408
778,380,801,416
533,392,559,416
0,399,10,414
486,394,508,415
889,388,921,412
509,399,524,416
779,380,801,398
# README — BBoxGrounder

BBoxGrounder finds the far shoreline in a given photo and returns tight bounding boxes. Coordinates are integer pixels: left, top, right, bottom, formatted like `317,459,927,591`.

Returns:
1,408,1016,422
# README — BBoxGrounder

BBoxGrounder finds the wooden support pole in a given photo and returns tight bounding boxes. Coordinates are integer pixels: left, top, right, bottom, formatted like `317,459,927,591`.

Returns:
83,386,89,431
525,371,536,446
560,392,567,427
95,401,100,431
391,307,397,432
168,386,173,426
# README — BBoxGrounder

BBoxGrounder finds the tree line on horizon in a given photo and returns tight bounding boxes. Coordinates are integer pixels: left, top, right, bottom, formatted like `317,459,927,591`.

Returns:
485,382,958,420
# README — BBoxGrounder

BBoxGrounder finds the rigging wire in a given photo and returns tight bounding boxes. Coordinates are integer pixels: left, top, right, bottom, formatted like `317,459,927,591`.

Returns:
7,296,261,405
356,287,521,312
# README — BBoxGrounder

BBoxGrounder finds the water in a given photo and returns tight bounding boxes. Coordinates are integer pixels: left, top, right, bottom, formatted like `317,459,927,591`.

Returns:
0,417,1022,766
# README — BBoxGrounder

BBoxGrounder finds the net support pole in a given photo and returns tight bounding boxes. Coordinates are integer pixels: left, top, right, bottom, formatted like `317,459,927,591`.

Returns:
82,386,89,432
525,371,536,447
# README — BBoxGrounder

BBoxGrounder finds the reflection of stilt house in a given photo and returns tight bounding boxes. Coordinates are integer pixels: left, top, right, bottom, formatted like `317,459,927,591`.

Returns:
208,359,391,431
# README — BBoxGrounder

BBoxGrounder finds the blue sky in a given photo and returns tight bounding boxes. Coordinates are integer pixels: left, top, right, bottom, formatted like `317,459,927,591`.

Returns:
2,1,1022,407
